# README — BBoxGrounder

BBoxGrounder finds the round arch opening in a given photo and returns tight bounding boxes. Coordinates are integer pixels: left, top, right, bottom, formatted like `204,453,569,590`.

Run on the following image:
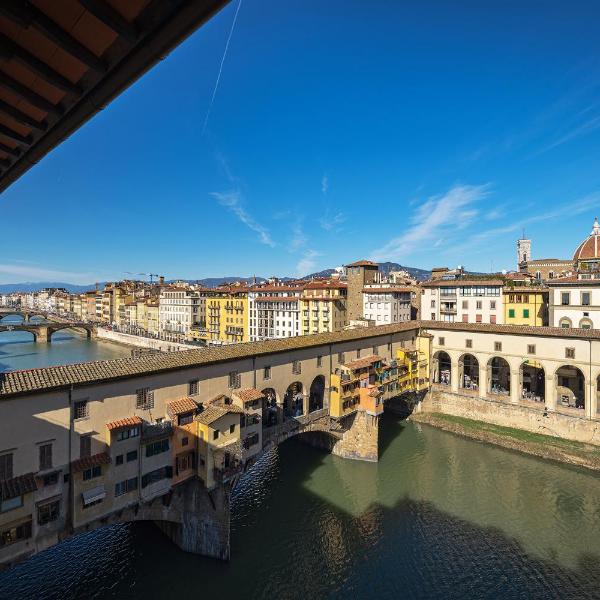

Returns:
556,365,585,410
521,361,545,402
309,375,325,413
433,351,451,385
488,356,510,396
459,354,479,390
284,382,304,419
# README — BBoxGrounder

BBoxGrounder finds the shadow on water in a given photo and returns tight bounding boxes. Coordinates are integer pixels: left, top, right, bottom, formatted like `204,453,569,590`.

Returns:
2,418,600,599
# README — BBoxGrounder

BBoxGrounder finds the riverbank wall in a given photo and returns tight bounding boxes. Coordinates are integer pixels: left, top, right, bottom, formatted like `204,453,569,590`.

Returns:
416,389,600,446
96,328,195,352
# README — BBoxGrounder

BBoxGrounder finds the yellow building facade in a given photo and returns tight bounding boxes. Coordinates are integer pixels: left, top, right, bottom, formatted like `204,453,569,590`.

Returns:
503,287,548,326
193,288,249,345
300,281,347,335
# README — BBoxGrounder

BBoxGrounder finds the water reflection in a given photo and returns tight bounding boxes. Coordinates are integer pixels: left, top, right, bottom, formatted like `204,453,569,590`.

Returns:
1,417,600,599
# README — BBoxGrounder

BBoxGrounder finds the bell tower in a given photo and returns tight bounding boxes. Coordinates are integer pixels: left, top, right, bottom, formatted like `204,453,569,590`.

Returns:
517,236,531,267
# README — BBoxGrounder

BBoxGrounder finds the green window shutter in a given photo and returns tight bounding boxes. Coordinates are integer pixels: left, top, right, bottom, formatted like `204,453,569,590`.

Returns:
508,309,515,318
523,309,529,318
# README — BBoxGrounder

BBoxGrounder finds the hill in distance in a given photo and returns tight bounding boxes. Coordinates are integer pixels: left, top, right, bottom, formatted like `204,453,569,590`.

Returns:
0,263,432,293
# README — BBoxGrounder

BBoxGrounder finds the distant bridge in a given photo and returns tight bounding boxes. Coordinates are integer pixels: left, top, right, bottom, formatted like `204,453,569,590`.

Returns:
0,308,51,322
0,320,95,343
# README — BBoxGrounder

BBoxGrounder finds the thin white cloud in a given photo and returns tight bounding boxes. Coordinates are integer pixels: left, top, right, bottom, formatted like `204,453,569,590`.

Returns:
319,211,346,231
290,218,307,251
321,175,328,194
296,250,321,276
535,114,600,155
371,184,490,261
0,263,94,284
211,190,275,247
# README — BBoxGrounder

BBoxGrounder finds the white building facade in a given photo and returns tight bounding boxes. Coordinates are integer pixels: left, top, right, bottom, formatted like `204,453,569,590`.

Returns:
248,287,302,341
362,286,412,324
547,279,600,329
158,288,201,335
421,280,504,324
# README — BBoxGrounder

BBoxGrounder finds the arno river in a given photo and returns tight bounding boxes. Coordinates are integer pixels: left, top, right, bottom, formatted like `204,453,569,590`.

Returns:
1,326,600,598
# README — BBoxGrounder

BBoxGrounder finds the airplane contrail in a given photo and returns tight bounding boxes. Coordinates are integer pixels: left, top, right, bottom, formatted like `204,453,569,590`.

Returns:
201,0,243,136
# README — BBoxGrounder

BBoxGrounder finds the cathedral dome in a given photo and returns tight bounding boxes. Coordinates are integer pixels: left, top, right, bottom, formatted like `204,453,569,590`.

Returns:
573,217,600,262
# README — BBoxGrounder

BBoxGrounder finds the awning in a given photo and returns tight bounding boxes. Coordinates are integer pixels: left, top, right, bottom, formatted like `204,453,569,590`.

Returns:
82,485,106,506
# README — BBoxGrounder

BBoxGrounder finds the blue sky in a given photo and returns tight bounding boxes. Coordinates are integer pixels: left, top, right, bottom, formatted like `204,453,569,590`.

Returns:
2,0,600,284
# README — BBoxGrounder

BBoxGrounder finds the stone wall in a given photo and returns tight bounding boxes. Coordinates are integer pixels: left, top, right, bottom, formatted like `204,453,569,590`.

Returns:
96,328,194,352
331,411,380,462
420,389,600,446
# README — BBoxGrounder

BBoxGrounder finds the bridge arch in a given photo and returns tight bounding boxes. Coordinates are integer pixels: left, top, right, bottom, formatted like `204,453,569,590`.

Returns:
309,375,325,413
432,350,451,385
487,356,511,397
458,353,479,390
555,364,586,411
0,328,37,342
284,381,304,419
0,312,25,322
48,325,93,342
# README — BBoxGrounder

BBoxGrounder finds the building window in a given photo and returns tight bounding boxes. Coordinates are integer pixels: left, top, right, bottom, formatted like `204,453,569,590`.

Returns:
490,301,496,310
582,292,591,306
188,380,199,396
213,430,219,440
263,366,271,380
561,292,570,306
145,439,169,457
373,345,379,355
115,477,138,497
42,472,59,486
83,465,102,481
74,400,89,420
431,300,435,308
229,424,236,434
229,371,241,389
580,318,593,329
559,318,572,328
135,388,154,410
1,495,23,513
116,427,139,441
80,435,91,458
462,301,468,309
0,453,13,481
292,360,301,375
476,314,482,323
490,315,497,324
494,342,502,352
317,355,323,367
566,348,575,359
338,352,345,364
466,339,472,348
0,519,31,547
438,337,445,346
39,444,52,471
356,349,361,359
182,437,189,447
523,309,530,318
527,344,536,354
37,500,60,525
115,454,124,466
476,301,482,310
126,450,138,462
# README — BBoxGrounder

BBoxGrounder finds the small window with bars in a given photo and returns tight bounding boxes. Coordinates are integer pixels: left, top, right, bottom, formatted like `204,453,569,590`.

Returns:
494,342,502,352
317,355,323,367
228,371,241,389
292,360,301,375
566,348,575,359
263,366,271,380
466,339,472,349
438,337,445,346
74,400,89,420
527,344,536,355
188,380,199,396
338,352,345,364
136,388,154,409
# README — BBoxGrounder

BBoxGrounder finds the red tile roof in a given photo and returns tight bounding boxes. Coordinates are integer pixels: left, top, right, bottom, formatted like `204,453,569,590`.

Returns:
106,416,143,431
167,397,199,416
71,452,111,473
420,279,504,287
345,260,378,267
362,287,413,293
343,354,381,370
234,388,264,403
1,472,38,500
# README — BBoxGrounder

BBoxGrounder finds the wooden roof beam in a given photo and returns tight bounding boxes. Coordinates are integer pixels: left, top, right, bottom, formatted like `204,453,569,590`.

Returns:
79,0,139,44
0,33,81,95
0,1,107,74
0,98,47,131
0,122,32,146
0,141,20,157
0,72,62,116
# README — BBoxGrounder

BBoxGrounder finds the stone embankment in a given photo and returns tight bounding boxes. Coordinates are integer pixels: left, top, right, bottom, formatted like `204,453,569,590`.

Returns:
411,412,600,473
96,328,195,352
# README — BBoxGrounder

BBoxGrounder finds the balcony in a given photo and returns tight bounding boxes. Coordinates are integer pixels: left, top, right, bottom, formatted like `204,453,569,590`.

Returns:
440,304,457,314
142,420,173,440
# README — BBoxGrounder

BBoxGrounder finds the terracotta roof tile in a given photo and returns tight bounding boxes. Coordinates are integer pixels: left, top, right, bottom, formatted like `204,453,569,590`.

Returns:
1,472,38,500
421,279,504,287
106,416,142,431
196,405,242,425
234,388,264,403
345,260,378,267
71,452,111,473
343,355,381,370
167,397,199,416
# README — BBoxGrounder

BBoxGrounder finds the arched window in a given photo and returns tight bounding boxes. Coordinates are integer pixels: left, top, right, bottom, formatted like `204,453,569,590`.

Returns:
579,318,593,330
559,317,572,329
548,271,555,279
535,271,541,279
